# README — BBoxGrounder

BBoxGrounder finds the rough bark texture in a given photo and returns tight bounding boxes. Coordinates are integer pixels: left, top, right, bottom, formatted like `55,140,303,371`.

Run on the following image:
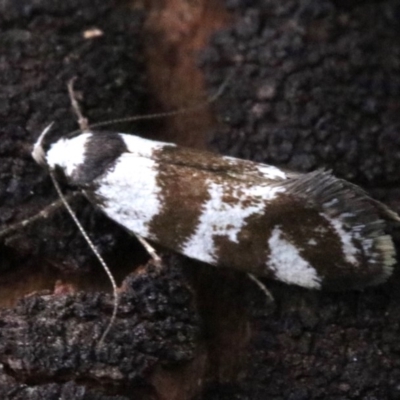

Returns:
0,0,400,399
203,0,400,187
0,260,201,399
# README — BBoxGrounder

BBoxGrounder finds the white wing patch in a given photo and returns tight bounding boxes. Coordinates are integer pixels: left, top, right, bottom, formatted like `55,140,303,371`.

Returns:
222,155,287,180
268,226,322,289
87,134,177,239
321,214,360,265
121,133,175,158
257,165,287,180
94,153,162,239
182,180,286,264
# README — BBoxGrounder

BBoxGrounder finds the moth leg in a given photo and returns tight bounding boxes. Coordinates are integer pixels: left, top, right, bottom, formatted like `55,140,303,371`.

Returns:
133,234,162,267
247,273,274,303
0,192,81,239
67,77,89,131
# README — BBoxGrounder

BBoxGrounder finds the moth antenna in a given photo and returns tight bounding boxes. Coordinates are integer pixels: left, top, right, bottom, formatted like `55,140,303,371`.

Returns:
47,170,118,346
67,68,236,133
67,77,90,131
0,193,80,239
247,273,274,303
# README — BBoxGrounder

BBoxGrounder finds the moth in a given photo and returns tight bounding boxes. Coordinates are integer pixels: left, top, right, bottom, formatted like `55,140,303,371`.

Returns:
31,127,399,291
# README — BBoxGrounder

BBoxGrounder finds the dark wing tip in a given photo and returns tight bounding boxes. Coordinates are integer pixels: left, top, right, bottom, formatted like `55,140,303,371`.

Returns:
282,170,397,289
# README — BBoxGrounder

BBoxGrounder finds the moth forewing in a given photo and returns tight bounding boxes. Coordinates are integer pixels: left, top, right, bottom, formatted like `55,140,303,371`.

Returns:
38,130,398,291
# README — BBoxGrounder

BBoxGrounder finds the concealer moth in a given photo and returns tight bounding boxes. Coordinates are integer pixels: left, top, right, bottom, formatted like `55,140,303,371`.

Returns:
31,125,398,291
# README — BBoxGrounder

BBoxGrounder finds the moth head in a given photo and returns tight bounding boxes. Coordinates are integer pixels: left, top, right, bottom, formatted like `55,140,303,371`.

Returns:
32,125,94,187
32,129,127,187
